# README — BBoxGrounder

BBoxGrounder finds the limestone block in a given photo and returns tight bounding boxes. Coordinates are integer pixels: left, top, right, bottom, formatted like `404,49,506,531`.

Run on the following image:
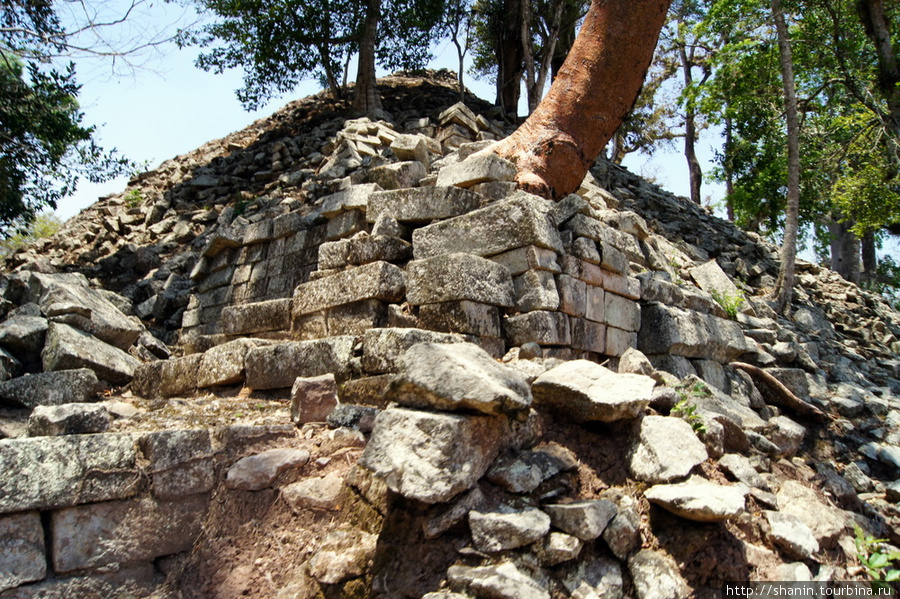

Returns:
221,299,291,336
438,102,480,130
292,261,405,316
326,299,388,336
245,336,355,388
345,234,412,265
41,323,140,385
369,161,427,190
638,304,752,363
645,477,748,522
0,368,99,409
571,318,606,354
407,253,515,307
543,500,617,541
689,259,744,304
605,293,641,332
491,245,561,276
282,471,344,511
26,403,110,437
628,416,708,483
51,495,209,573
584,284,606,323
324,208,366,241
486,444,578,494
197,338,266,388
0,315,47,362
556,275,586,317
599,241,629,274
628,549,691,599
291,373,339,425
435,153,516,188
390,134,430,165
139,429,214,500
361,327,466,374
573,237,601,264
0,434,138,514
504,311,571,346
318,183,381,218
413,196,563,259
243,219,274,245
469,508,551,552
605,327,637,357
418,300,501,337
513,270,560,312
0,511,46,592
367,186,481,224
225,448,310,491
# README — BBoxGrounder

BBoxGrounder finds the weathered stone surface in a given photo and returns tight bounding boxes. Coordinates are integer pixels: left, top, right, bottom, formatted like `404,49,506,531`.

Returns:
491,245,561,276
369,160,427,189
291,261,405,316
514,269,560,312
605,293,641,332
628,549,691,599
645,477,748,522
689,260,745,306
413,196,563,259
556,274,587,317
318,183,381,218
0,368,99,409
139,429,214,500
560,556,624,599
359,407,504,503
435,152,517,188
225,448,311,491
532,360,655,422
0,564,155,599
387,342,531,416
602,497,642,560
282,471,344,511
469,507,551,552
407,253,515,307
765,510,819,560
41,323,140,385
361,327,466,374
50,495,209,573
486,443,578,493
0,315,47,361
504,311,571,346
307,527,378,585
0,511,46,592
0,433,138,513
245,336,355,388
776,481,845,546
629,416,708,483
197,338,264,388
291,373,339,424
221,299,291,336
345,234,412,265
327,404,378,433
638,304,752,363
766,415,806,457
26,403,110,436
719,453,767,489
543,499,617,541
367,186,481,223
423,486,486,540
447,562,550,599
419,300,501,337
534,532,583,566
390,133,429,164
571,318,607,353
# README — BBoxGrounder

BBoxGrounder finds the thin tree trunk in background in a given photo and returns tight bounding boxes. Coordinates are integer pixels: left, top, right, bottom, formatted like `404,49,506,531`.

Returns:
725,115,735,221
521,0,537,114
829,217,862,283
856,0,900,138
862,230,878,283
353,0,382,112
491,0,672,199
678,38,702,205
551,0,581,81
770,0,800,314
496,0,525,117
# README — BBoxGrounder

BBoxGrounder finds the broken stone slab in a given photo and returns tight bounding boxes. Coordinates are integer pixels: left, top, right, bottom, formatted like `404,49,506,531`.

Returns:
361,328,467,374
359,407,505,504
776,480,846,547
307,526,379,585
0,315,47,362
628,415,708,483
407,252,515,307
327,404,378,433
282,471,344,511
628,549,691,599
491,245,561,276
543,499,617,541
418,300,501,337
221,299,291,336
447,561,550,599
292,261,405,317
41,323,140,386
0,433,139,514
138,429,215,500
386,342,532,416
367,186,481,224
765,510,819,560
412,195,563,259
196,338,266,388
50,495,209,574
245,336,355,388
645,477,748,522
504,311,571,346
531,360,655,422
291,373,339,425
718,453,768,490
469,507,551,552
225,447,311,491
345,234,412,266
318,183,382,218
560,556,624,599
435,152,517,188
486,443,578,494
0,368,99,409
638,303,753,363
390,133,430,164
514,269,560,312
26,403,110,437
369,160,427,189
689,259,746,309
534,532,583,566
0,511,46,592
438,102,480,130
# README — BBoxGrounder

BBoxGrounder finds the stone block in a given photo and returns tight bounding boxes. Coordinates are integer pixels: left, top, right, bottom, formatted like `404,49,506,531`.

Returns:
390,134,430,164
407,253,515,307
325,209,366,241
291,310,328,341
418,301,501,337
605,293,640,332
606,327,637,357
157,353,203,397
438,102,480,131
599,242,629,274
689,259,744,305
638,304,752,363
292,261,405,316
571,318,606,353
435,153,517,188
346,234,412,265
41,323,140,386
361,327,466,374
369,161,427,190
337,375,394,408
504,312,571,346
490,245,561,276
533,360,653,422
51,495,209,573
139,429,215,500
0,511,46,592
0,368,99,409
318,183,381,218
326,300,388,335
243,219,274,245
222,298,291,336
584,284,606,323
291,373,339,425
573,237,601,264
245,336,355,388
367,187,482,224
26,403,110,436
273,212,305,238
0,434,138,514
556,275,586,317
0,315,47,363
318,239,350,269
413,196,563,259
513,270,560,312
197,338,265,388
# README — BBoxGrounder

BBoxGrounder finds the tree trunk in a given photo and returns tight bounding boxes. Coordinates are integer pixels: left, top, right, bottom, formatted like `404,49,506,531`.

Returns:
521,0,537,113
678,39,702,205
725,115,735,221
550,0,581,81
856,0,900,138
770,0,800,314
353,0,382,113
862,229,878,283
829,217,862,283
496,0,525,117
491,0,672,199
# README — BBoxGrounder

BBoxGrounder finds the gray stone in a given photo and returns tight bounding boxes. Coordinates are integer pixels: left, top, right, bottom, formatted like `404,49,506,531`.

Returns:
843,462,875,493
619,348,655,376
0,433,138,514
138,429,214,500
628,416,708,483
387,342,531,416
645,477,747,522
491,245,562,276
327,404,378,433
50,495,208,573
359,407,505,503
0,368,99,409
407,252,515,307
0,511,46,592
26,403,110,436
534,532,583,566
221,299,291,336
792,305,835,339
469,507,551,552
447,562,550,599
245,336,355,388
571,318,607,353
556,274,587,317
504,311,571,346
638,304,752,363
318,183,381,218
282,471,344,511
602,498,642,560
719,453,767,489
291,261,405,316
532,360,655,422
419,300,501,337
628,549,691,599
541,499,617,542
197,338,264,388
766,415,806,457
0,315,47,361
413,196,563,259
486,443,578,493
514,269,560,312
41,323,140,385
345,234,412,265
291,373,339,424
689,260,745,306
435,152,517,187
225,447,311,491
367,186,481,223
560,556,624,599
369,160,427,189
307,526,379,585
765,510,819,560
361,327,464,374
776,481,846,546
390,133,429,164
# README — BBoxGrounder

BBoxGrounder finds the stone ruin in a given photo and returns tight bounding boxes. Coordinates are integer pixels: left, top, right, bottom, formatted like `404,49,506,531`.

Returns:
1,73,900,598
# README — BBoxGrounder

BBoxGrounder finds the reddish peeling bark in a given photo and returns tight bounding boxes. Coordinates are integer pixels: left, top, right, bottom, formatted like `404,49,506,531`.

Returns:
491,0,672,199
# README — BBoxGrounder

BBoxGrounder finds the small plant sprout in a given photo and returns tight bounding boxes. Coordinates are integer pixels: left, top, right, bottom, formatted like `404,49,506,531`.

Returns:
671,399,707,434
854,525,900,591
710,288,746,320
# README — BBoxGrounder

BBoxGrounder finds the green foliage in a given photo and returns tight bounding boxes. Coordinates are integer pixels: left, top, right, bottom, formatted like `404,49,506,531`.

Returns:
0,211,63,257
854,525,900,591
124,188,143,208
863,255,900,310
671,399,707,434
710,288,745,320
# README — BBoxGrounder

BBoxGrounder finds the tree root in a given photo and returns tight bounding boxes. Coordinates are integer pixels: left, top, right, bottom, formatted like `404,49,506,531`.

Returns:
729,362,828,421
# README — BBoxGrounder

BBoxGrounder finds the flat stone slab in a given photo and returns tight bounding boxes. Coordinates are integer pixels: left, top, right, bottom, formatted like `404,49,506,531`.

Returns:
138,429,215,500
645,477,748,522
532,360,655,422
367,186,482,223
291,261,405,317
245,336,355,389
361,328,466,374
27,403,110,437
447,561,550,599
318,183,382,218
765,510,819,560
407,252,515,307
0,368,99,409
435,152,517,188
42,323,140,385
221,299,291,336
359,407,505,504
628,416,708,483
776,481,846,546
469,507,551,552
225,448,311,491
638,304,752,363
544,500,617,542
197,338,265,388
0,511,46,592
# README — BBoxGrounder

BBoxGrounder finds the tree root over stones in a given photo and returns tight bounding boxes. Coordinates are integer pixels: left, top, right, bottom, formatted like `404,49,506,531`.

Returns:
729,362,828,421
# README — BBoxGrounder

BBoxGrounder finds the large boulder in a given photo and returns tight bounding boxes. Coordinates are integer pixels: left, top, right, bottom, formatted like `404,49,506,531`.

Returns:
41,324,140,386
245,337,355,389
638,304,752,363
0,368,100,409
628,416,708,483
